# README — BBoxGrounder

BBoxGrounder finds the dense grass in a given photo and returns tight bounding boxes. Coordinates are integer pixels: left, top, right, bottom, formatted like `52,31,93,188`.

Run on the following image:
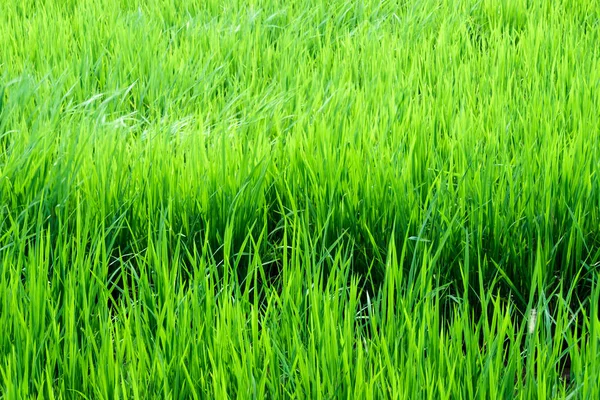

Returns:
1,0,600,398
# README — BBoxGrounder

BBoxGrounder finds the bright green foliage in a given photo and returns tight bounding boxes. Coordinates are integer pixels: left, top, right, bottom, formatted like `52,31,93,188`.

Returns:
1,0,599,398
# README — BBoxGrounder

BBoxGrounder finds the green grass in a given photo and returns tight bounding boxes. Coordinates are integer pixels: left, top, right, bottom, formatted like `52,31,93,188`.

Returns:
1,0,600,398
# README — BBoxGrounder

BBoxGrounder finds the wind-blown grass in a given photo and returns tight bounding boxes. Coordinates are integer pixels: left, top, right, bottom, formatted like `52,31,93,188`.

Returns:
1,0,599,398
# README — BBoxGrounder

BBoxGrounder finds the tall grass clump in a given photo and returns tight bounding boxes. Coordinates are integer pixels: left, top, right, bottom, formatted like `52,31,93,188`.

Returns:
1,0,599,398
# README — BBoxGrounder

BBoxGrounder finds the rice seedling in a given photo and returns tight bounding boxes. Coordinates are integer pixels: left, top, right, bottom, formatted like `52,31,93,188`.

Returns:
1,0,599,398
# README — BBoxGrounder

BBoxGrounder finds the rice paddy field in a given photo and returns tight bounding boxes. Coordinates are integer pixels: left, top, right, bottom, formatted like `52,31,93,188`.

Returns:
1,0,600,398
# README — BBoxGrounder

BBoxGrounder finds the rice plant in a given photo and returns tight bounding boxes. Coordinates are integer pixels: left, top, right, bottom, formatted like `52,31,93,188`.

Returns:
1,0,599,398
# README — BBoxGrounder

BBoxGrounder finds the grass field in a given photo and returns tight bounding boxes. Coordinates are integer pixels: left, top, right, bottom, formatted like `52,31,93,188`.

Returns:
1,0,600,398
